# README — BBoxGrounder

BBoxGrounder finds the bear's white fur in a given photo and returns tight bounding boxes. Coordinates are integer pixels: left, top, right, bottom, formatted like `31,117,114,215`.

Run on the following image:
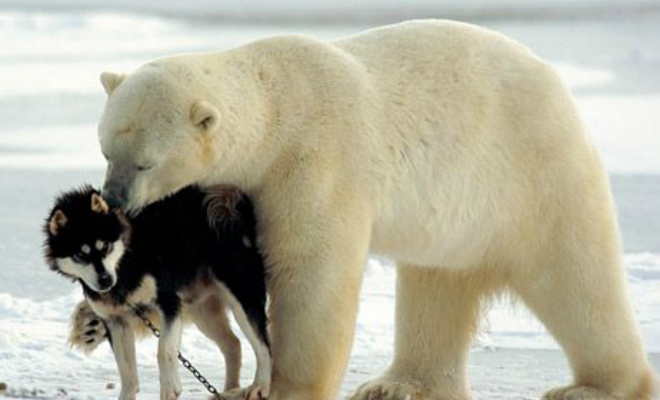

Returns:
97,20,658,400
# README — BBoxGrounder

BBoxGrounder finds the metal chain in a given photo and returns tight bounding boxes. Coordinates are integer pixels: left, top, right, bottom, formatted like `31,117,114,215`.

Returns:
129,304,220,397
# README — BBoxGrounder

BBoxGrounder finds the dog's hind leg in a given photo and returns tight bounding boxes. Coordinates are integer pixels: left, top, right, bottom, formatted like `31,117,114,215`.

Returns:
105,316,139,400
190,295,242,391
217,283,271,400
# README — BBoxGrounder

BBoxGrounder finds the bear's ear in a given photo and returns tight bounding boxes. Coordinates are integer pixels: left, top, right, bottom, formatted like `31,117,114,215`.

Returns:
190,101,221,132
49,209,67,236
100,72,126,96
91,193,110,214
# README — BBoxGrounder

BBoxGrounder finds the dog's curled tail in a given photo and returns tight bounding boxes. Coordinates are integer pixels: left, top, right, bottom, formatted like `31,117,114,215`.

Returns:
68,300,156,354
68,300,107,354
203,185,258,247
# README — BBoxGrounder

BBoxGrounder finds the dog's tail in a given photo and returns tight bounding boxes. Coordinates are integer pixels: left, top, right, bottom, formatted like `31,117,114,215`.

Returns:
68,300,107,354
68,300,157,354
203,185,258,248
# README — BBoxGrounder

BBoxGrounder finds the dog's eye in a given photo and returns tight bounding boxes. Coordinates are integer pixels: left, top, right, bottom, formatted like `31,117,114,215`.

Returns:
72,252,87,263
101,241,113,254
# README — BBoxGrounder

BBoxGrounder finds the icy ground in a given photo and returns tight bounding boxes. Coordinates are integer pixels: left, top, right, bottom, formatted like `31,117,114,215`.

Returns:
1,3,660,399
0,256,659,399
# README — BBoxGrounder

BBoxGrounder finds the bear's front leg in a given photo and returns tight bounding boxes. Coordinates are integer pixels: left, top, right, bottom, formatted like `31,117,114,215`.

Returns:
268,256,366,400
263,198,372,400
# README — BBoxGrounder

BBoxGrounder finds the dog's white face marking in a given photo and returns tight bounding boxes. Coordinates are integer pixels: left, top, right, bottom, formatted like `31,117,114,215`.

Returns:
103,240,124,276
95,240,104,251
58,257,99,289
56,240,125,293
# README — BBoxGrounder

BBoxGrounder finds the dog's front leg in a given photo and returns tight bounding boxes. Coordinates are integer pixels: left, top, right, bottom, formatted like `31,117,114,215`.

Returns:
157,300,183,400
105,317,139,400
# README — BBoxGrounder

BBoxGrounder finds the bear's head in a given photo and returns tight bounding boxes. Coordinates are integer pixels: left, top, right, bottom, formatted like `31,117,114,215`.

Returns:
98,65,223,214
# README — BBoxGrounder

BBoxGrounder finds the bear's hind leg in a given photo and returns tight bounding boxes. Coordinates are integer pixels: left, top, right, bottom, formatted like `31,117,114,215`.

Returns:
510,243,657,400
350,264,501,400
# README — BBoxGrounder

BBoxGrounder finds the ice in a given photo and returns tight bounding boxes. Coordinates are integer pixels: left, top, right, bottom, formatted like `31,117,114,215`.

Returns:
0,255,659,399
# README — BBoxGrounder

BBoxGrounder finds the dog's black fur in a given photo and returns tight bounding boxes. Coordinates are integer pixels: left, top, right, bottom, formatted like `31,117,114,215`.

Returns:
45,185,269,342
44,185,271,398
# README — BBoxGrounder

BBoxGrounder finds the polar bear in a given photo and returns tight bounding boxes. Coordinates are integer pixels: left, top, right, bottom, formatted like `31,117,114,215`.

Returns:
97,20,657,400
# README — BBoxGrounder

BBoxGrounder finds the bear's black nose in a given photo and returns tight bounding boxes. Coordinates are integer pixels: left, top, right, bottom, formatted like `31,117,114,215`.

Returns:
102,187,126,210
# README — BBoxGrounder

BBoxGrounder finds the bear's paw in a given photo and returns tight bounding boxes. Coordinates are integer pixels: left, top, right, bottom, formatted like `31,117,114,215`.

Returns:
542,385,620,400
349,377,431,400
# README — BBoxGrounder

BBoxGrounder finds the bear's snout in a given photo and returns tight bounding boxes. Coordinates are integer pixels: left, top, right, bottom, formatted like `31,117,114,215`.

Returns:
102,183,127,210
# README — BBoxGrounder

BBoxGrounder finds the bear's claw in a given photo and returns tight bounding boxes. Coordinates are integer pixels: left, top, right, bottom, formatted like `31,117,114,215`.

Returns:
542,385,618,400
349,378,429,400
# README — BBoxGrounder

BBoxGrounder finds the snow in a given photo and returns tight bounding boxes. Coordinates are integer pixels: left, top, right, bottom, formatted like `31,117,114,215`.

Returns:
0,1,659,399
0,257,659,399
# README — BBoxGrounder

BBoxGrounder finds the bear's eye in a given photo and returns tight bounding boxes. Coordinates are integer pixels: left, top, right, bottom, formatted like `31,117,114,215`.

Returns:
136,164,154,172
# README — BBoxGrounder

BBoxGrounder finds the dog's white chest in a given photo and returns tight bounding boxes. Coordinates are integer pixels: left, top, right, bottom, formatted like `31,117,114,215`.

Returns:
88,275,158,319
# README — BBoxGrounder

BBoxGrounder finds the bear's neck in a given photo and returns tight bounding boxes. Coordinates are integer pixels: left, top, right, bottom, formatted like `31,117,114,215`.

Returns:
197,49,323,192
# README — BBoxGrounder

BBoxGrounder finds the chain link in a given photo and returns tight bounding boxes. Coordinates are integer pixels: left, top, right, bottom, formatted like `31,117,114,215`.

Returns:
130,304,220,397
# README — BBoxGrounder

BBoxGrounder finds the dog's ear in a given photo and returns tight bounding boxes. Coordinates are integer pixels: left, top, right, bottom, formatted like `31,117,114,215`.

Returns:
91,193,109,214
49,210,67,236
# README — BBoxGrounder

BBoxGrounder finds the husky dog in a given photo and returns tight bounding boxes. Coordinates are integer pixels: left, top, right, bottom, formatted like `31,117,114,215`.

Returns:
44,185,271,400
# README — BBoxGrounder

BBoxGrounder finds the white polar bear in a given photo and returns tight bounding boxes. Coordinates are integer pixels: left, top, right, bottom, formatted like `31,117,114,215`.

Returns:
97,20,657,400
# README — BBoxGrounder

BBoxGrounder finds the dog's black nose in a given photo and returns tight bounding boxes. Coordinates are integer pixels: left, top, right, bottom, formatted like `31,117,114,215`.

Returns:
97,273,114,290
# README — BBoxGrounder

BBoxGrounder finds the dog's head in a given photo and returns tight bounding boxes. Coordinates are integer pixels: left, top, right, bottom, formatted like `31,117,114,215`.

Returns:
44,185,129,293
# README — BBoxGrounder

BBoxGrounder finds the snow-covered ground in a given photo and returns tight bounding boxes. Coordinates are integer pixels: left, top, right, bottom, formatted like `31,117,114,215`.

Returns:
1,2,659,399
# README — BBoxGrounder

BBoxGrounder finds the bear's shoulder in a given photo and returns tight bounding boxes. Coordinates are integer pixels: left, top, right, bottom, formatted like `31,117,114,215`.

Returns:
240,33,343,61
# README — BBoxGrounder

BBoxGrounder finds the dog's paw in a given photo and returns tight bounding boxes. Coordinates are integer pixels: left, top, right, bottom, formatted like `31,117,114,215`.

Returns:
69,299,107,354
244,383,270,400
218,387,243,400
218,384,269,400
159,373,182,400
542,385,618,400
159,384,182,400
118,385,138,400
349,377,430,400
